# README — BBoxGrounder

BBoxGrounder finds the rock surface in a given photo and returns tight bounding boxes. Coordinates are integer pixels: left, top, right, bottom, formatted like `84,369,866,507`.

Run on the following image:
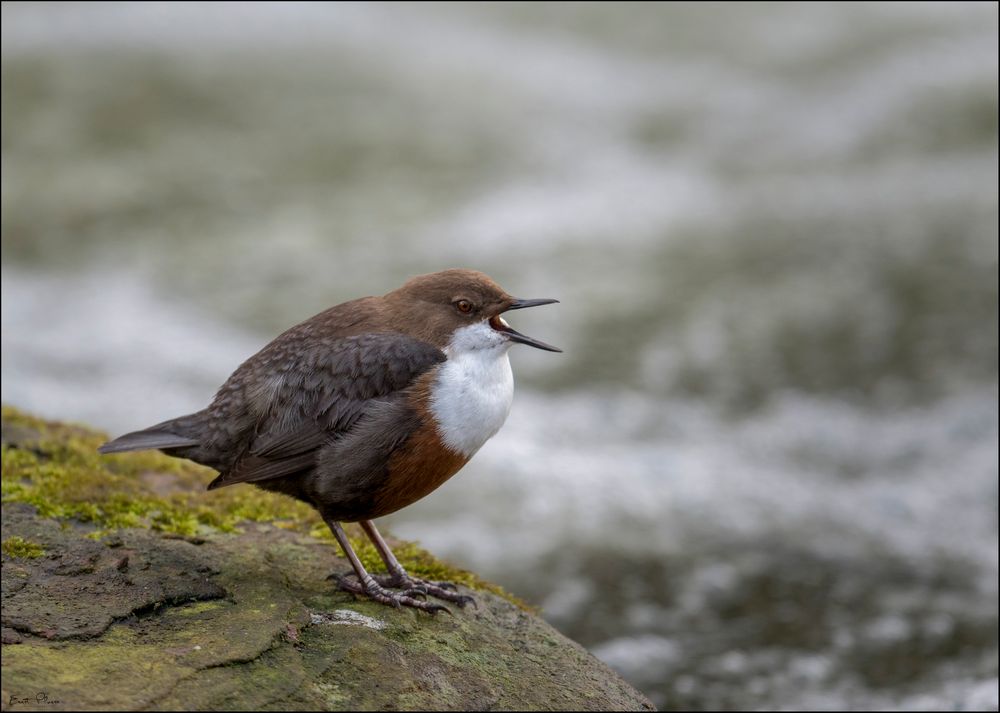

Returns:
1,407,653,711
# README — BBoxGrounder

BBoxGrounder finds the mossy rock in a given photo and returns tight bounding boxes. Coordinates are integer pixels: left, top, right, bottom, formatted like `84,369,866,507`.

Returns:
1,406,653,711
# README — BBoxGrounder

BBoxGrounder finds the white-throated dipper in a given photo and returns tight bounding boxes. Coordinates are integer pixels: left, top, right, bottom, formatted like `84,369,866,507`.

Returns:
99,269,560,613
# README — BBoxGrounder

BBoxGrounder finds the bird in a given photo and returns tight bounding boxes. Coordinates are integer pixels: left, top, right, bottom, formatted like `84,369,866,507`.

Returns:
99,268,560,613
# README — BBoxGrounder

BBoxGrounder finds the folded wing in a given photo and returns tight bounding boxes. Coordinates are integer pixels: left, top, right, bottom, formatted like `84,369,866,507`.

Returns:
206,331,444,490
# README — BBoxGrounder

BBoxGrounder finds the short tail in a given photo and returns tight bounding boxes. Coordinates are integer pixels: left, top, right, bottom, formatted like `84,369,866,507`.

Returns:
98,412,203,454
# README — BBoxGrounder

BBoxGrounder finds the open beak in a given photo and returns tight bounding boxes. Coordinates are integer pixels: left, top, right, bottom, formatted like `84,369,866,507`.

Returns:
489,298,562,352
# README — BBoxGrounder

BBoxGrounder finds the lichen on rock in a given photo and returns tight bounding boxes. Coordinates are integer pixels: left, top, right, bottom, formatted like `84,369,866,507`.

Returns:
1,406,653,711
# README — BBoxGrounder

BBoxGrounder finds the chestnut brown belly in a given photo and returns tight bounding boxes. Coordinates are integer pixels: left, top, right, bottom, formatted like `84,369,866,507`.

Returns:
368,421,470,519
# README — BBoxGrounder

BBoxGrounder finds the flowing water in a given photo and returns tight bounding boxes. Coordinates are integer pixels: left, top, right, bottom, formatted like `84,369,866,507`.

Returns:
2,3,997,709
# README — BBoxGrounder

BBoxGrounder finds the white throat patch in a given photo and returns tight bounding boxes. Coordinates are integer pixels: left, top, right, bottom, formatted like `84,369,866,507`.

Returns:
429,322,514,457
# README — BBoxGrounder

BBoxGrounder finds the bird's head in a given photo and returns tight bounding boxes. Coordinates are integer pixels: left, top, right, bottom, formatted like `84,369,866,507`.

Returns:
385,268,561,354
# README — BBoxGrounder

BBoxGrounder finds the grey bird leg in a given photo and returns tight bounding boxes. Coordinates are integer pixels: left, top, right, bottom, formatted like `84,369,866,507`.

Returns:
325,517,449,614
359,520,476,609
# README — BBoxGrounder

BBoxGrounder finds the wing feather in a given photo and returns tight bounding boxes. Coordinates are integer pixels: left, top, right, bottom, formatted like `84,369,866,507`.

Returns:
207,332,443,490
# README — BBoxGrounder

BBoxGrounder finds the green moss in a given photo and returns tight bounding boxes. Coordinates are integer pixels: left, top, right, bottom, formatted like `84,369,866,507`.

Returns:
1,405,524,607
2,535,46,558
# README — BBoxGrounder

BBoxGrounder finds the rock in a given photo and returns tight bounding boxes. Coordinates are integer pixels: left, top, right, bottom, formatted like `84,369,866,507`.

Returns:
1,407,653,711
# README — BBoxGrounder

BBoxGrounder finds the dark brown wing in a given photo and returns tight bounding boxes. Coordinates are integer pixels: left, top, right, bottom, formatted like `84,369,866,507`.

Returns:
206,331,444,490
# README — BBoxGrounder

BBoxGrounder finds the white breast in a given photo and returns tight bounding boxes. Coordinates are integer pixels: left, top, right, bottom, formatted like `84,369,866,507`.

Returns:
429,322,515,457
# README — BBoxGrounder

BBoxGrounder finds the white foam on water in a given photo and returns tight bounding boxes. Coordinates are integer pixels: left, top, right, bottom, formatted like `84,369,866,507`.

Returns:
0,266,260,433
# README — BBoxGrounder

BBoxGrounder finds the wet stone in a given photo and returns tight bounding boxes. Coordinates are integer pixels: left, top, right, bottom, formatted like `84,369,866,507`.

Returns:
0,409,652,711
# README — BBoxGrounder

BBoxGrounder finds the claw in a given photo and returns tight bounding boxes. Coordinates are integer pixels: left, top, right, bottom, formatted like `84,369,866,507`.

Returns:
333,572,451,614
409,577,476,608
334,574,363,593
329,566,474,612
363,571,471,605
373,575,428,595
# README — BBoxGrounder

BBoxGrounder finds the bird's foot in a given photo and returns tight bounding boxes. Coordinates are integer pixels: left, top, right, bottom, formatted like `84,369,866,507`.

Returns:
334,573,451,614
372,572,476,609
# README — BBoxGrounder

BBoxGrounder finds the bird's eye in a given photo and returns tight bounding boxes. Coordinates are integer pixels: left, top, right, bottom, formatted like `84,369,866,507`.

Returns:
455,299,474,314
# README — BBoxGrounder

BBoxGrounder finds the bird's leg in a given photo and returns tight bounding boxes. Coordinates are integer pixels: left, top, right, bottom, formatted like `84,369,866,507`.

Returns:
359,520,476,608
324,517,449,614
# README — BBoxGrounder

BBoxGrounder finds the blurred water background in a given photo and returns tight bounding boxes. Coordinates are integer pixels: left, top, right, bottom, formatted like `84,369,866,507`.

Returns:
2,2,998,709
